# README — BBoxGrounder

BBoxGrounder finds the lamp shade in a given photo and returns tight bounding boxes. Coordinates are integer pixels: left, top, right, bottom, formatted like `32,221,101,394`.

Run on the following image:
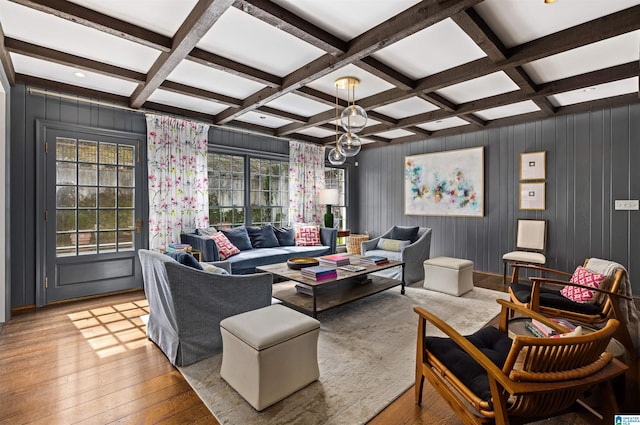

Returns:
319,188,339,205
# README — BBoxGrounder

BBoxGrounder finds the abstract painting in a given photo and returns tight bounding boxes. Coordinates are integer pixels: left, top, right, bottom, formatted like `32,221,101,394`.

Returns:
404,147,484,217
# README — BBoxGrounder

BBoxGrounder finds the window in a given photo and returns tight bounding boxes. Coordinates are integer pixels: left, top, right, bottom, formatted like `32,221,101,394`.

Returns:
325,167,346,229
249,158,289,226
208,153,245,229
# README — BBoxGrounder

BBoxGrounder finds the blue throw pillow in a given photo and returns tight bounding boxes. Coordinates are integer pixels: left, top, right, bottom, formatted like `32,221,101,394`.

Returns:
164,251,203,270
247,224,280,248
390,226,419,243
274,226,295,246
220,226,253,251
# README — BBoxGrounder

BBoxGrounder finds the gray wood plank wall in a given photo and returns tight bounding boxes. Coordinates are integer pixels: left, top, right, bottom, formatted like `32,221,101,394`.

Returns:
355,104,640,294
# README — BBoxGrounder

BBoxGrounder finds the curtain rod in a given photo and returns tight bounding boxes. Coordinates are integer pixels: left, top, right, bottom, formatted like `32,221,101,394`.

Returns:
26,87,297,143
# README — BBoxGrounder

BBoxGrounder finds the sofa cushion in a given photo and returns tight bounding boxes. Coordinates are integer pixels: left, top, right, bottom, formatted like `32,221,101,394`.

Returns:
164,251,203,270
197,226,217,236
221,226,253,251
294,224,321,246
274,226,295,246
377,238,410,252
426,326,512,404
390,226,419,243
247,224,280,248
211,232,240,260
560,266,606,304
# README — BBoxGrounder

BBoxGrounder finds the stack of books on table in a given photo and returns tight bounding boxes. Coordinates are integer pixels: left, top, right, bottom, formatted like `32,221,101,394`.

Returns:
167,243,192,253
319,254,350,267
359,255,389,266
301,265,337,281
525,318,557,337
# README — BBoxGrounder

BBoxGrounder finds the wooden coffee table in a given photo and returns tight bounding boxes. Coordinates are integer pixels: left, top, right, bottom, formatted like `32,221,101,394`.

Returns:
257,254,405,318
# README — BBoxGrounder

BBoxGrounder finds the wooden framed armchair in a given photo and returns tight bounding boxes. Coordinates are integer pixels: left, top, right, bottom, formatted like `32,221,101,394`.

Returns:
415,300,628,424
508,260,637,361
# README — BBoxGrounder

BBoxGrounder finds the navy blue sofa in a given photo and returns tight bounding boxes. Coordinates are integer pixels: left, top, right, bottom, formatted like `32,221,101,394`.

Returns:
181,227,337,275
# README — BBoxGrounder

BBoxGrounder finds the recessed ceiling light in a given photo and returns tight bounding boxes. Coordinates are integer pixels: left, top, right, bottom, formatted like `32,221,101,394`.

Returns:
583,87,597,93
259,115,266,119
74,71,86,78
435,120,443,123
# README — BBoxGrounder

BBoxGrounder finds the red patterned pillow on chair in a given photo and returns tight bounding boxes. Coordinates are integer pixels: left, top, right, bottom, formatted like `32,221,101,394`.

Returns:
560,266,606,304
294,224,321,246
211,232,240,260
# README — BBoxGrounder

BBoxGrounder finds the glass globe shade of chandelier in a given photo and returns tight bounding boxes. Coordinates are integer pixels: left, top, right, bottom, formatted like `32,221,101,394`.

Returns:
340,104,367,134
328,147,346,165
337,132,361,157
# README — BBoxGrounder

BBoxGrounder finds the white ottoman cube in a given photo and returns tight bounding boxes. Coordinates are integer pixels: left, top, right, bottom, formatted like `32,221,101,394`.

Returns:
423,257,474,296
220,304,320,411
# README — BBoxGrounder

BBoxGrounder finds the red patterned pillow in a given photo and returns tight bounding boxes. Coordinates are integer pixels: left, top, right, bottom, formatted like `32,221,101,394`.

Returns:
294,224,321,246
560,266,606,304
211,232,240,260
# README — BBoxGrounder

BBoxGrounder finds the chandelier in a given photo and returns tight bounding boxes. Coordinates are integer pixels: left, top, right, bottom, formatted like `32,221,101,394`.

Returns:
328,77,368,165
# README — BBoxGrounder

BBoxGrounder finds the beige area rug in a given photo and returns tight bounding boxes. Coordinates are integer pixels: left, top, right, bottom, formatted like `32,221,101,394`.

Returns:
178,286,509,425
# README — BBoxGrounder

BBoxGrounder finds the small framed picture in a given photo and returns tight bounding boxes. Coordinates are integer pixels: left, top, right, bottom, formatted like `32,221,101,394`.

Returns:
520,151,546,181
520,182,545,210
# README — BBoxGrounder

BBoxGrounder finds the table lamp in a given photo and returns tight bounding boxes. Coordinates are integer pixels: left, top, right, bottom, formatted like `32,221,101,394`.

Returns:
318,189,339,228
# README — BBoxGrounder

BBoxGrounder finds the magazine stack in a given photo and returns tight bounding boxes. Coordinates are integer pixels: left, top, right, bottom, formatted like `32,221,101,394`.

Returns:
359,255,389,266
319,254,350,267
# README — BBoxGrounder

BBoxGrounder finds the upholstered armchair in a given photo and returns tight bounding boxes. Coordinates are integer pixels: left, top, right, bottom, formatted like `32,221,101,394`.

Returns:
361,226,432,284
415,299,628,424
138,249,273,366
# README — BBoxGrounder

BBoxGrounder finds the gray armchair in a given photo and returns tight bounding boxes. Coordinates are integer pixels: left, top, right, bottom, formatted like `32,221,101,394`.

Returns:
361,226,432,284
138,249,273,366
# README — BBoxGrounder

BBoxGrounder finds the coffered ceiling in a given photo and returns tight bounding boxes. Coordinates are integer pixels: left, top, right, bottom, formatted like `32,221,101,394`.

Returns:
1,0,639,148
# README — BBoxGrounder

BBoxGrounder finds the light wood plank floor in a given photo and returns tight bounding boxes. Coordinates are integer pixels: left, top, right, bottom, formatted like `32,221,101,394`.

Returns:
0,273,636,424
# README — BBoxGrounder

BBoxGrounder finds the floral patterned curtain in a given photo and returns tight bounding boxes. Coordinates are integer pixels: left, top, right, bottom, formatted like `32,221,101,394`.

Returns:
146,114,209,251
288,140,326,225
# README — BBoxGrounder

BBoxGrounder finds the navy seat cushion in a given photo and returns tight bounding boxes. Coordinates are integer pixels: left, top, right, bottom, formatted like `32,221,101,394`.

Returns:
390,225,419,243
510,282,603,316
426,326,512,404
164,251,203,270
247,224,280,248
220,226,253,251
274,226,295,246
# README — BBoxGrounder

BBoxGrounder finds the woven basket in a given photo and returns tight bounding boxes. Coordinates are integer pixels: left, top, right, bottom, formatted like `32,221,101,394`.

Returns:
346,234,369,254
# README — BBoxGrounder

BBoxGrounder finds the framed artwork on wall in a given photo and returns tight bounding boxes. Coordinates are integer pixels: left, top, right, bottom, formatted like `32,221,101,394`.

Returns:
404,146,484,217
520,182,545,210
520,151,546,181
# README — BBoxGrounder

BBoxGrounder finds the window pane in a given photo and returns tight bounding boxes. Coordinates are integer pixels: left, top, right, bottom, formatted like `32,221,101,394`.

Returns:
118,166,134,187
57,210,75,232
98,210,116,230
99,188,116,208
118,145,134,165
78,187,97,208
56,186,76,208
77,232,97,255
56,162,76,185
56,138,76,161
78,163,97,186
98,231,117,253
78,210,96,231
99,165,117,186
118,210,134,229
99,143,117,164
118,230,134,251
78,140,97,163
118,188,134,208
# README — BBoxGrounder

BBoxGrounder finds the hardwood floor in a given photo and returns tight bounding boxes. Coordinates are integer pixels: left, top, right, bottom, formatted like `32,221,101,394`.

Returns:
0,273,636,424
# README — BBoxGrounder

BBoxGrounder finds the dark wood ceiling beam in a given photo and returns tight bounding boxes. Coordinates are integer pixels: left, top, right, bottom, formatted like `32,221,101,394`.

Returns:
460,114,486,127
359,88,414,110
188,48,281,87
366,110,397,125
6,38,146,83
9,0,172,52
554,92,640,116
216,0,482,124
356,57,415,91
451,8,506,62
275,108,334,136
536,61,639,96
234,0,347,55
15,73,132,104
294,86,347,108
130,0,234,108
256,105,306,123
418,92,455,112
159,80,241,107
0,23,16,85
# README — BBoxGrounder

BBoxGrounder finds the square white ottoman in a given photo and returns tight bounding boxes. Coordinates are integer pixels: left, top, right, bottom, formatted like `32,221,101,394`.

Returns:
220,304,320,411
423,257,474,296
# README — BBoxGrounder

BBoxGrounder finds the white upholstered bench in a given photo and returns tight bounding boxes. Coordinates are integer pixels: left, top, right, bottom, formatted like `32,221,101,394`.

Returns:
220,304,320,411
423,257,474,296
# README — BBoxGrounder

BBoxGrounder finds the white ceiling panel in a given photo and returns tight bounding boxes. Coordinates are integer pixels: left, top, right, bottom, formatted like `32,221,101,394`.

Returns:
196,7,324,77
373,97,439,119
0,1,160,73
372,18,487,80
417,117,470,132
474,100,541,121
305,64,395,101
373,128,415,139
329,117,382,128
265,93,333,117
270,0,421,41
147,89,228,115
235,111,293,128
474,0,640,48
11,53,138,96
295,127,336,138
522,31,640,85
66,0,199,38
168,60,265,99
435,71,519,104
548,77,639,107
